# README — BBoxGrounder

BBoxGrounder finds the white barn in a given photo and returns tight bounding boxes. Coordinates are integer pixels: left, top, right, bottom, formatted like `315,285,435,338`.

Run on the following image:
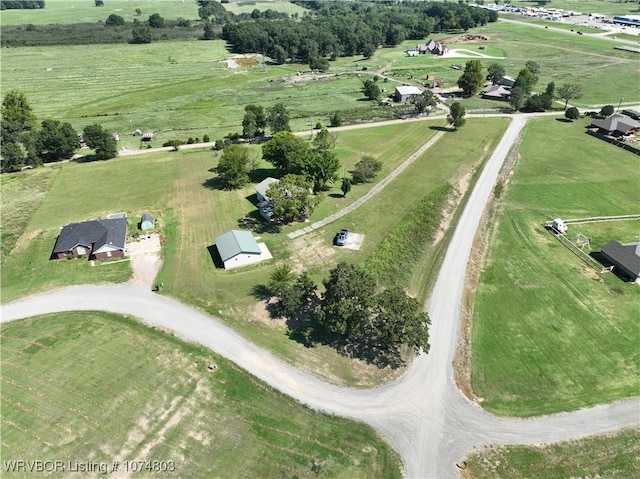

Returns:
395,85,422,102
215,230,269,270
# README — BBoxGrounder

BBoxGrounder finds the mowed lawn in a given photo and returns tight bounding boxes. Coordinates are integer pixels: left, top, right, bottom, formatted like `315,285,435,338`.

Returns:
0,312,401,479
462,427,640,479
471,116,640,416
0,154,177,303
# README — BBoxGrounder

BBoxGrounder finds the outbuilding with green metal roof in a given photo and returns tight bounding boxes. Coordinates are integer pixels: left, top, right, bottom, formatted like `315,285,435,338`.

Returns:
215,230,269,269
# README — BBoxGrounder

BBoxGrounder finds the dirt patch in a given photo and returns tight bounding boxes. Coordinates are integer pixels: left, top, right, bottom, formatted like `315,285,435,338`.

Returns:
249,300,285,327
444,34,490,43
127,234,162,287
290,234,336,273
235,56,257,68
433,166,475,245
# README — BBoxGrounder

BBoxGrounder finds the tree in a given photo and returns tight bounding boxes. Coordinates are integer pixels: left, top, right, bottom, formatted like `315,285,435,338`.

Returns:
329,112,342,127
1,89,36,137
131,21,152,43
217,144,251,189
36,119,79,161
293,150,340,192
94,0,104,6
135,8,142,16
486,63,505,85
82,124,117,160
312,127,334,151
413,90,437,114
309,56,330,73
262,131,309,171
525,93,552,112
514,67,536,94
557,83,583,109
565,107,580,122
105,14,125,27
267,103,291,134
457,60,484,97
600,105,614,117
362,79,381,101
267,263,295,298
1,141,27,172
147,13,165,28
545,81,556,100
352,155,382,184
525,61,540,83
508,85,528,111
447,102,466,130
269,45,287,65
203,21,215,40
267,174,319,223
242,104,266,138
318,262,376,338
371,286,430,356
341,177,351,197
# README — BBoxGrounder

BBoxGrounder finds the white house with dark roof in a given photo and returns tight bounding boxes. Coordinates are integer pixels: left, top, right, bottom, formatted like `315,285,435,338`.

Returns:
215,230,271,269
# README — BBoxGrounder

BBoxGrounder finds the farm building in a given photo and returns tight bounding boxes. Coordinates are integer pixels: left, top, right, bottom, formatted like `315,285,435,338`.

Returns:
590,113,640,136
53,217,127,260
551,218,568,234
406,49,419,57
215,230,270,270
255,177,279,203
395,85,423,102
600,241,640,283
140,213,154,231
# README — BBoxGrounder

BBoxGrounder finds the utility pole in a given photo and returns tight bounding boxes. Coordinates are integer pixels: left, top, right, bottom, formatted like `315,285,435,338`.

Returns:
617,96,624,113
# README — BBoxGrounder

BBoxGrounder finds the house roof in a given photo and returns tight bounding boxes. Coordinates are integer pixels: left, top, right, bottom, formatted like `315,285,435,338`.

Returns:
215,230,261,262
395,85,422,97
482,84,511,99
141,213,154,223
591,113,640,134
601,241,640,276
255,177,279,201
53,218,127,254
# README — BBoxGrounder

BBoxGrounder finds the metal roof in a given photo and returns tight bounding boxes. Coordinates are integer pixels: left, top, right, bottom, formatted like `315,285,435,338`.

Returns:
395,86,422,97
602,241,640,277
255,177,279,201
141,213,154,223
215,230,261,262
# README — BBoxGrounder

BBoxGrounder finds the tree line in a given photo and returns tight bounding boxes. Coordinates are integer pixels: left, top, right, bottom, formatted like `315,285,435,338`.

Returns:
1,1,44,9
223,1,497,63
1,90,117,172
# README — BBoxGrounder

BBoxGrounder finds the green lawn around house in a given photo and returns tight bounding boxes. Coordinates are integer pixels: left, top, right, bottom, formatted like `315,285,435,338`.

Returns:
470,116,640,417
462,427,640,479
0,311,401,479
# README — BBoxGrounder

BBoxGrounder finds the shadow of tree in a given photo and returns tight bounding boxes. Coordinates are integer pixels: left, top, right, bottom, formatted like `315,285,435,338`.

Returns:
203,176,225,190
428,125,452,132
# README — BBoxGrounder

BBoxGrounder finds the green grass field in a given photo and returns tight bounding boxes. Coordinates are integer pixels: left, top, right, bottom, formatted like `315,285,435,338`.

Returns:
462,427,640,479
471,116,640,417
0,311,401,479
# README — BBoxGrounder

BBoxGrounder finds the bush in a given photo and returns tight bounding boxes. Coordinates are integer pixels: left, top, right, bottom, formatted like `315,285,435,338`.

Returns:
315,122,322,130
105,14,125,27
213,138,231,150
202,134,210,142
329,112,342,127
186,137,194,144
226,132,242,141
162,139,184,148
599,105,614,117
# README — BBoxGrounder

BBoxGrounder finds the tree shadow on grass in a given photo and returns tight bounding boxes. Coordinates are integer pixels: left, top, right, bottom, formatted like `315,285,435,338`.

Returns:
328,193,344,199
248,168,279,184
555,118,573,123
203,176,225,190
429,125,452,132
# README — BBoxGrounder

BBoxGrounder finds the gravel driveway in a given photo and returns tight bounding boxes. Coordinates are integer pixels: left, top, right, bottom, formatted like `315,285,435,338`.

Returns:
126,234,162,287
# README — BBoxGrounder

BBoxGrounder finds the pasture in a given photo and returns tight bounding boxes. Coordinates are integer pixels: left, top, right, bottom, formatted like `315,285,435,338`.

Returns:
462,427,640,479
470,116,640,416
0,311,401,479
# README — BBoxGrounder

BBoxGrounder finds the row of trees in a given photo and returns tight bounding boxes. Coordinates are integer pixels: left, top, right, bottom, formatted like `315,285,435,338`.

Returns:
223,1,496,64
1,90,117,171
1,0,44,8
267,262,430,367
457,60,585,112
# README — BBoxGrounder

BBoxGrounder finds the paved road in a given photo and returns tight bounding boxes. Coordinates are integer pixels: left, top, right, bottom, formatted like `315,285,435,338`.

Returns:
3,114,639,478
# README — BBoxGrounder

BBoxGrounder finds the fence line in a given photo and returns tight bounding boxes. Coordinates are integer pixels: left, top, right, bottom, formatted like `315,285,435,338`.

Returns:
559,214,640,225
549,231,602,271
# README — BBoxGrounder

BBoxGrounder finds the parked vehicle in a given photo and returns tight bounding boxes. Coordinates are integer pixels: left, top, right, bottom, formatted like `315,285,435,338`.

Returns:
335,229,349,246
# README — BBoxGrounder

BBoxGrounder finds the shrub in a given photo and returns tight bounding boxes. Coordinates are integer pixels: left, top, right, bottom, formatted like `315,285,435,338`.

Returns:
202,134,210,142
105,14,125,27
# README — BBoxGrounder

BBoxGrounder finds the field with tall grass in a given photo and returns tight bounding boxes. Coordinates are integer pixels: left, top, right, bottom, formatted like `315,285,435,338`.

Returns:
471,116,640,416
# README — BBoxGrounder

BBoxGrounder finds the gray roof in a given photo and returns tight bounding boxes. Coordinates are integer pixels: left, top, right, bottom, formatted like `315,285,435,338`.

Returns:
395,85,422,97
53,218,127,254
141,213,154,223
255,177,279,201
215,230,261,262
601,241,640,277
482,84,511,100
591,114,640,134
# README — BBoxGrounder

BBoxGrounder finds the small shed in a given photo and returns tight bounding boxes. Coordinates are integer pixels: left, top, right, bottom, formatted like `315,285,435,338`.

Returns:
394,85,422,102
141,133,154,142
140,213,154,231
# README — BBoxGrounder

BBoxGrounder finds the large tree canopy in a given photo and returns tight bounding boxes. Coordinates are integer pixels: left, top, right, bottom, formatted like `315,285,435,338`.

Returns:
261,131,309,171
82,124,118,160
36,119,79,161
267,174,319,224
217,144,251,189
457,60,483,97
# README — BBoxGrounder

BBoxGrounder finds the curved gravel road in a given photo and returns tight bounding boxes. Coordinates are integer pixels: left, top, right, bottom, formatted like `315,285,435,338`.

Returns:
3,115,639,478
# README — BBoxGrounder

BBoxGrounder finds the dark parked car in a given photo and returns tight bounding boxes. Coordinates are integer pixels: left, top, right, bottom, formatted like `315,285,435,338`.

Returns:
334,229,348,246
